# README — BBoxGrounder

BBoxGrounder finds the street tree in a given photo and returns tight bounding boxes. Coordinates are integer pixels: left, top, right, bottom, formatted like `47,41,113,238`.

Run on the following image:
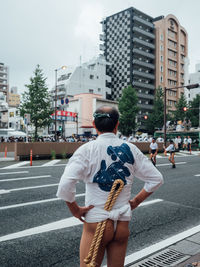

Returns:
174,93,188,122
19,65,53,139
188,94,200,127
145,87,164,134
118,85,139,136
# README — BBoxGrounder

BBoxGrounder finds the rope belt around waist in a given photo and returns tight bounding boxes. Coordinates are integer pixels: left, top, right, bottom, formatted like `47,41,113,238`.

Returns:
84,179,124,267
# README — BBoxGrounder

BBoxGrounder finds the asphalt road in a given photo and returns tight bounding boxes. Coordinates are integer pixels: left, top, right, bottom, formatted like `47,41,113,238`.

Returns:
0,152,200,267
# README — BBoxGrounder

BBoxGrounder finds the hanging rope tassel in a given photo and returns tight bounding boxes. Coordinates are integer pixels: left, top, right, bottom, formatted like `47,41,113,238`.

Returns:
84,179,124,267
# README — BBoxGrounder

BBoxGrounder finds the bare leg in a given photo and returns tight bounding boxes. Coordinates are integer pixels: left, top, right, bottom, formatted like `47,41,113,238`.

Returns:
106,221,129,267
80,220,114,267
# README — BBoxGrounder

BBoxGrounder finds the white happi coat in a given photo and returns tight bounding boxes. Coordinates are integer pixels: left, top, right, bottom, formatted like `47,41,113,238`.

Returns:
57,133,163,223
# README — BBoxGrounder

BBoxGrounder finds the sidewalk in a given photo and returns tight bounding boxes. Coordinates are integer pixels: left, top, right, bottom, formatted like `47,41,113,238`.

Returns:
128,231,200,267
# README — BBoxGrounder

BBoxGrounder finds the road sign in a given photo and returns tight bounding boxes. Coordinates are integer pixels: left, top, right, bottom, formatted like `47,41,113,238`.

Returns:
61,99,64,105
65,98,69,104
24,113,31,124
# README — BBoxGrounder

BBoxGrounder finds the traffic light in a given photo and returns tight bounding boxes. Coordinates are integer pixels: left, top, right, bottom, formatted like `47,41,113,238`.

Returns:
59,126,62,131
183,107,187,112
186,83,199,90
144,115,148,120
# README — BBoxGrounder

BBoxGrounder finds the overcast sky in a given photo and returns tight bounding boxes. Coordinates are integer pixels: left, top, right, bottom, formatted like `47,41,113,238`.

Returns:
0,0,200,94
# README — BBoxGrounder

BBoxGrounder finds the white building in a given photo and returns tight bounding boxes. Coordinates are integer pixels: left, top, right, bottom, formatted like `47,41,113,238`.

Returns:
50,56,111,103
186,63,200,102
8,107,23,130
0,92,8,128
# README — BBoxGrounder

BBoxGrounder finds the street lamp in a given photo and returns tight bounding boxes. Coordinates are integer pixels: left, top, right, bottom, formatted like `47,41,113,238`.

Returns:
164,83,199,146
54,66,67,141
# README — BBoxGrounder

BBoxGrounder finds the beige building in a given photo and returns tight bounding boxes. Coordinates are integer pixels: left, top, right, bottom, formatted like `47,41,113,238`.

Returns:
154,14,188,113
8,93,20,107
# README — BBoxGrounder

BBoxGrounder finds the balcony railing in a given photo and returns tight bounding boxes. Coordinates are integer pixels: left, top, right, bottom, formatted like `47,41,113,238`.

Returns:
137,92,154,100
133,59,155,69
133,70,155,79
134,16,154,28
133,37,155,49
133,48,155,59
138,103,153,110
133,27,155,39
133,81,155,89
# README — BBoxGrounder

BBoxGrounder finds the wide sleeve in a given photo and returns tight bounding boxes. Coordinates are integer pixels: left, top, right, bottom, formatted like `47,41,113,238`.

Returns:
56,144,89,202
132,145,164,192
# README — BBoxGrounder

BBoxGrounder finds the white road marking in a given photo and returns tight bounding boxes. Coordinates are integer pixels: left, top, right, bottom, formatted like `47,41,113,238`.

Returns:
42,160,61,166
121,224,200,266
0,193,86,210
2,164,67,169
155,155,163,158
0,183,58,194
194,174,200,176
0,175,51,182
139,199,163,206
157,161,186,167
0,199,163,241
2,162,30,169
0,171,29,175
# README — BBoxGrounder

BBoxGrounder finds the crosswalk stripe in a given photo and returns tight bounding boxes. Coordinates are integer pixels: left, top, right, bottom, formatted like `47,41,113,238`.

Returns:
157,162,186,167
0,193,86,210
0,183,59,194
0,171,29,175
0,175,51,182
2,162,30,169
0,199,163,242
42,160,61,166
194,174,200,176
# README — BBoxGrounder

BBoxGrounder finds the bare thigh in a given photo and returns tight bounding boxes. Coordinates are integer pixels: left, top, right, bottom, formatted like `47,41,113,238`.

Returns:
80,220,114,267
106,221,130,267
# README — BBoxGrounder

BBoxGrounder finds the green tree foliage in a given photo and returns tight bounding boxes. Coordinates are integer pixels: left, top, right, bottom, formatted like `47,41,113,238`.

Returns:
145,87,164,134
118,85,139,136
19,65,53,139
174,93,188,122
188,94,200,127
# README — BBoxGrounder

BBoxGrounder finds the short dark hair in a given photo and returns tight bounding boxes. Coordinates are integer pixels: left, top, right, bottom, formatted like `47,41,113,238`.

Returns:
93,106,119,132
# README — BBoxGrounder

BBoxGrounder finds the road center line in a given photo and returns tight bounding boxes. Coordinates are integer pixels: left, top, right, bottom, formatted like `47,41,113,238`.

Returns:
0,199,163,242
121,224,200,266
0,175,51,182
0,171,29,175
157,161,186,167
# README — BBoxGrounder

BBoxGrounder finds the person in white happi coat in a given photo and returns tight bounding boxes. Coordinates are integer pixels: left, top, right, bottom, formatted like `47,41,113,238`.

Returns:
149,137,158,166
56,106,163,267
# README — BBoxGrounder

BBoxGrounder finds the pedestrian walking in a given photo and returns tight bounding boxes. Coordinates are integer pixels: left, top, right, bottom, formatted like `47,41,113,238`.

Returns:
56,105,163,267
183,136,188,150
187,136,192,154
149,137,158,166
164,140,176,168
177,136,182,151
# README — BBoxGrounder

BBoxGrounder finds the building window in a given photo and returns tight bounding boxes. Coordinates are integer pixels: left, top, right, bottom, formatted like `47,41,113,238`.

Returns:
160,55,163,62
89,75,94,79
160,34,164,41
160,75,163,83
89,89,94,93
160,45,163,51
9,112,14,117
98,88,101,92
160,65,163,72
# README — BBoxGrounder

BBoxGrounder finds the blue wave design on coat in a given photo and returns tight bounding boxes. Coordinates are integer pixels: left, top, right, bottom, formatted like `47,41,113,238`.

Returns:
93,143,134,192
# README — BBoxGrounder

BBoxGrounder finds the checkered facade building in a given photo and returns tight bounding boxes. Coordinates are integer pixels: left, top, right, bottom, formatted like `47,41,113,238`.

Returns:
100,7,156,119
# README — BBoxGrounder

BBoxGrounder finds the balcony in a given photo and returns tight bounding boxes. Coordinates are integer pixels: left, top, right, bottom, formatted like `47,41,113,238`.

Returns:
138,103,153,110
133,48,155,59
137,92,154,100
133,27,155,39
133,37,155,49
134,16,154,28
133,59,155,69
133,70,155,79
99,34,105,41
99,44,105,51
133,81,155,90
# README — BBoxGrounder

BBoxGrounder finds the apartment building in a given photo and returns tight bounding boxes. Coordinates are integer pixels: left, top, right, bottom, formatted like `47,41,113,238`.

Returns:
0,62,9,100
100,7,156,122
154,14,188,113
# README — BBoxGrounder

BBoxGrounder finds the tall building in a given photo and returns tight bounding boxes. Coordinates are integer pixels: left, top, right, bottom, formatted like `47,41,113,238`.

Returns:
0,62,9,100
100,7,156,122
154,14,188,113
